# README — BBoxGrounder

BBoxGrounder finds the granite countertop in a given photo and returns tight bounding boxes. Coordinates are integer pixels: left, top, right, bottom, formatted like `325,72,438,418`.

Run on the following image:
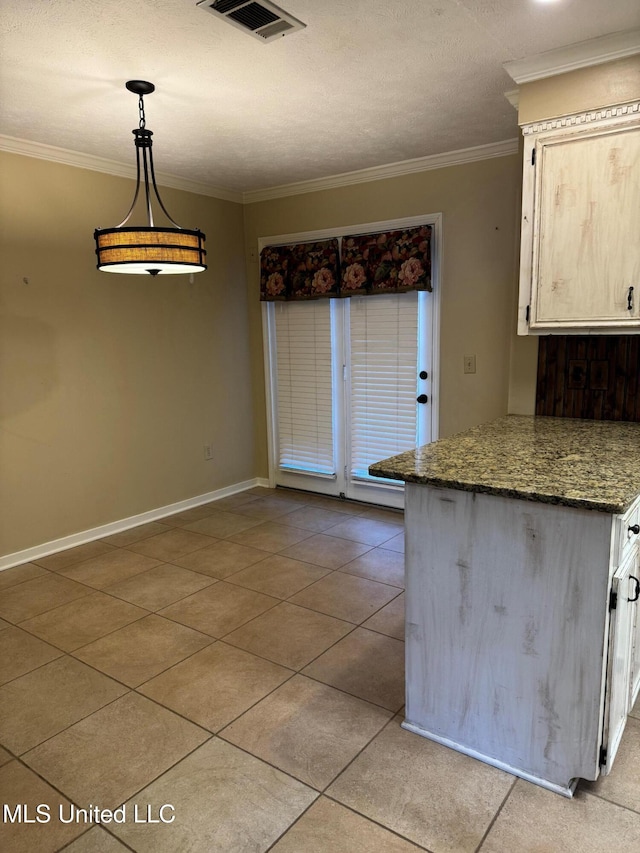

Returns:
369,415,640,514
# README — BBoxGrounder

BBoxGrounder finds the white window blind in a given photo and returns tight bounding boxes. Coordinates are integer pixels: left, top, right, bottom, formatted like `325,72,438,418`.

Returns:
349,292,419,480
274,300,335,476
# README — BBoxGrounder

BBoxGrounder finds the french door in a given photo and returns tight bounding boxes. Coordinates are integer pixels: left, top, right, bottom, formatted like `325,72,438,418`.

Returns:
264,289,436,508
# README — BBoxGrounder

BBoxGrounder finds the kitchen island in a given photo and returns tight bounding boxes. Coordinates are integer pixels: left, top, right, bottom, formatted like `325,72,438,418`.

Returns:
370,415,640,796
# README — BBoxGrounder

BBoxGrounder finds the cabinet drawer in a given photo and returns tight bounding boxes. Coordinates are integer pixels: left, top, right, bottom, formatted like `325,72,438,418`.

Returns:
617,496,640,567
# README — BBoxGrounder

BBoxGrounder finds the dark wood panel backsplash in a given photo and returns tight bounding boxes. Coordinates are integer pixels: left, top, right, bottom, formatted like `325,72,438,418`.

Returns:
536,336,640,422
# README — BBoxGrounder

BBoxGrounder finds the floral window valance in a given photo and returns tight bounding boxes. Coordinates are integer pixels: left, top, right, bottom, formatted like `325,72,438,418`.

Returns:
260,224,432,301
341,225,431,295
260,239,340,301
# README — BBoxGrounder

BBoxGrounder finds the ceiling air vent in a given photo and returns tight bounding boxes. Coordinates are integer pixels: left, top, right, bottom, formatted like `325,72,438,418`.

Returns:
197,0,306,43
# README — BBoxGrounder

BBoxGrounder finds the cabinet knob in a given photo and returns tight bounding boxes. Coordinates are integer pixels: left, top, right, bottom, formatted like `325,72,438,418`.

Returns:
629,524,640,535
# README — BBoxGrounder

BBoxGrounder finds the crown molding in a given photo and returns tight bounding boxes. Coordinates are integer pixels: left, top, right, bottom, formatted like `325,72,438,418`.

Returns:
504,28,640,85
0,135,243,204
504,89,520,109
1,134,520,206
521,99,640,134
241,138,520,204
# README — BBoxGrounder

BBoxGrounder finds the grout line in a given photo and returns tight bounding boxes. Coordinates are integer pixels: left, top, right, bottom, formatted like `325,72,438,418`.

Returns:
473,777,518,853
5,556,402,703
221,570,334,600
206,733,325,794
2,489,410,851
5,587,402,712
335,562,405,590
1,582,97,625
0,565,56,591
215,608,359,667
12,688,136,757
154,579,283,636
267,577,403,629
131,675,229,731
321,794,436,852
17,602,153,656
262,797,322,853
321,710,400,789
71,627,218,689
56,823,138,852
317,714,436,851
576,787,640,817
203,657,299,730
9,758,125,851
13,713,216,832
0,646,67,689
296,669,404,715
6,624,219,705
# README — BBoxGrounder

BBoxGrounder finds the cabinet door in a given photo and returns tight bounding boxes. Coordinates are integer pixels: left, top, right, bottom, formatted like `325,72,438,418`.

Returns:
601,552,636,775
628,549,640,710
529,121,640,331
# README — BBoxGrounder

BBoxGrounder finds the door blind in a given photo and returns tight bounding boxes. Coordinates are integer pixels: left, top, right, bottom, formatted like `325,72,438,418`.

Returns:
274,300,335,476
349,292,419,480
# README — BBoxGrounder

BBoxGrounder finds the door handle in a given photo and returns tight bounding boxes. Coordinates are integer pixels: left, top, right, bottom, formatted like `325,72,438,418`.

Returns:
629,576,640,603
416,394,428,404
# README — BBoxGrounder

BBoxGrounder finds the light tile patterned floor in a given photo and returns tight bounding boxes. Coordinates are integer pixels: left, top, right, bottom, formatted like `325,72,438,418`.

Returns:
1,487,640,852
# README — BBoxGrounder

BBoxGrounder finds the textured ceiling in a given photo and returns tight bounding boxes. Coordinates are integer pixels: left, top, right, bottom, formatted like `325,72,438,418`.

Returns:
1,0,639,194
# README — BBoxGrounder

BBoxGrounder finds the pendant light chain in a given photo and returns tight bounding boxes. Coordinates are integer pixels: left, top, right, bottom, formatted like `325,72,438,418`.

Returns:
138,95,146,130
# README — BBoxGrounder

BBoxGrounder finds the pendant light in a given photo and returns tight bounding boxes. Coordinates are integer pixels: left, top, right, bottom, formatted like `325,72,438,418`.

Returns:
94,81,206,276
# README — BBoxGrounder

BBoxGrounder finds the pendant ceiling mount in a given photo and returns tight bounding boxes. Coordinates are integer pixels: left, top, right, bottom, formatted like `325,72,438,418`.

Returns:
94,80,207,277
125,80,155,96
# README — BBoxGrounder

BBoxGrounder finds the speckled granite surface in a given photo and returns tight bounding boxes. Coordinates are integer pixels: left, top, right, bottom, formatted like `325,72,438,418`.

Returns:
369,415,640,514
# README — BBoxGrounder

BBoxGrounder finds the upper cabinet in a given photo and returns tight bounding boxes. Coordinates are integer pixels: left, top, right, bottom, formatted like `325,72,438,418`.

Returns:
517,103,640,335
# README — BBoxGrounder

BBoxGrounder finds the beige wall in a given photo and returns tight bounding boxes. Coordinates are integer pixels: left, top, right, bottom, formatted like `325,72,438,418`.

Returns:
0,152,254,556
244,155,522,477
518,56,640,125
6,56,636,558
507,57,640,416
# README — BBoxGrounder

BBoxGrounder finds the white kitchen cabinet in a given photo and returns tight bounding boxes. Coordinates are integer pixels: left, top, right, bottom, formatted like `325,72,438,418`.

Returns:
370,416,640,796
601,548,636,774
517,102,640,335
626,536,640,712
402,483,640,795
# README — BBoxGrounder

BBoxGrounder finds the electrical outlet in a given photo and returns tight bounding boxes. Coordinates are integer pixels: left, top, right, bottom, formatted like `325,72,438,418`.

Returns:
463,355,476,374
204,444,214,461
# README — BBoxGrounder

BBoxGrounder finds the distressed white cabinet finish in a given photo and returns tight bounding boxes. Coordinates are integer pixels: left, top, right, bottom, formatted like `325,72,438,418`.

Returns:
369,416,640,796
517,102,640,335
402,483,639,796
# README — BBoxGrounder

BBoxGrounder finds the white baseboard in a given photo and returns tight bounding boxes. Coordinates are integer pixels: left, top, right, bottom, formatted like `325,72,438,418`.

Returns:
0,477,270,572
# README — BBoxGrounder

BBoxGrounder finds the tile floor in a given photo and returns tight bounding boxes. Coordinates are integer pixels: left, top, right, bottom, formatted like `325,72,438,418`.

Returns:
1,487,640,852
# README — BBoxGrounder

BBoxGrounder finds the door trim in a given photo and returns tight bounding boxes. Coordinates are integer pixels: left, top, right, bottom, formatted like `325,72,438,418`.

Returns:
260,213,442,497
